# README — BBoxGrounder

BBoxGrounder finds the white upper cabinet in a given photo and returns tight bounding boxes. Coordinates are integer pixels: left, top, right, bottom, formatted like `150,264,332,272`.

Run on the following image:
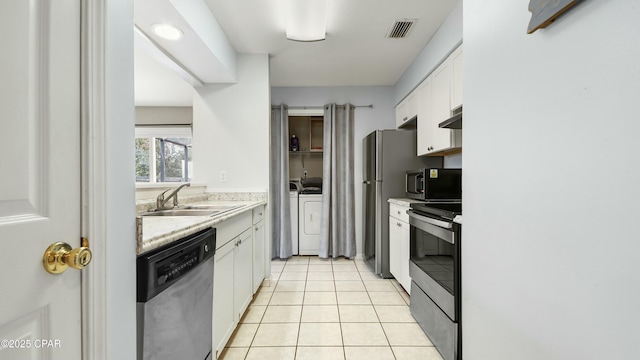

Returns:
416,44,463,156
395,90,418,128
416,78,432,156
451,45,464,110
430,58,454,151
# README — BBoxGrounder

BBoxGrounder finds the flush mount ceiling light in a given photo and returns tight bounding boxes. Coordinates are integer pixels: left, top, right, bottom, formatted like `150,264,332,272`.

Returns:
152,23,184,41
284,0,327,42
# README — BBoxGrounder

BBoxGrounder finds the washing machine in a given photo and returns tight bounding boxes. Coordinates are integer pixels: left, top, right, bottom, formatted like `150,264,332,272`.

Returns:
289,188,299,255
298,193,323,255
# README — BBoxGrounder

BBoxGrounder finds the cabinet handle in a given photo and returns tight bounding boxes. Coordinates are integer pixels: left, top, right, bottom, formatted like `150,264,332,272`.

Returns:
397,210,401,215
255,226,258,231
259,212,263,216
397,222,402,227
403,116,408,121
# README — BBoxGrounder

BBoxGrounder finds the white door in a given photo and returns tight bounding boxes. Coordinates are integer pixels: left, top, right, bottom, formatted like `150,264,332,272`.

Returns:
389,217,401,280
234,230,253,318
0,0,83,359
213,239,236,357
252,219,265,293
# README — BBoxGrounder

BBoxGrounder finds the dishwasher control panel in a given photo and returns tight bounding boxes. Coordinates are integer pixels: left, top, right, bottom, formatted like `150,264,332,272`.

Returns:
137,227,216,302
156,248,200,285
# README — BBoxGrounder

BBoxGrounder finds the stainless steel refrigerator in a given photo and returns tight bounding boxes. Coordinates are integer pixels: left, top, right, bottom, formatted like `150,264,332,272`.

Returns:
362,129,442,278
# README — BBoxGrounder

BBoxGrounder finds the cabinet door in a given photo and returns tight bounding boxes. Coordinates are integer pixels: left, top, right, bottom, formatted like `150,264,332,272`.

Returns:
430,60,454,153
395,99,407,128
399,220,411,294
389,216,402,281
213,239,236,358
417,78,432,156
234,229,253,319
396,92,419,129
405,91,418,123
451,45,463,111
253,219,265,293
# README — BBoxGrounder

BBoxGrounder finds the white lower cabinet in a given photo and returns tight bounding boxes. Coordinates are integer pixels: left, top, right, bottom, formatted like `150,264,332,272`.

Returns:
212,211,254,358
213,238,236,358
389,202,411,294
252,205,266,293
234,230,253,319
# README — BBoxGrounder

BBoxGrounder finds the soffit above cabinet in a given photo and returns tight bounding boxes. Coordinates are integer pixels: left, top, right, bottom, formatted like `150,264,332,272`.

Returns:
134,0,237,84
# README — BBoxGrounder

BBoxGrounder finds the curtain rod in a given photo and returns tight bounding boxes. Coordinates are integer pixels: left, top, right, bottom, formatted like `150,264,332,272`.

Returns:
275,105,374,109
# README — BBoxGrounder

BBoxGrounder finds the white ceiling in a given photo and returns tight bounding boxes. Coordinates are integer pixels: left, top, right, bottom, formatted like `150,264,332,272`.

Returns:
134,0,458,104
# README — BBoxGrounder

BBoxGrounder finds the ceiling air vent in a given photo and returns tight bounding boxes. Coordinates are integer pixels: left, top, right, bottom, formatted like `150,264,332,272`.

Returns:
386,19,418,39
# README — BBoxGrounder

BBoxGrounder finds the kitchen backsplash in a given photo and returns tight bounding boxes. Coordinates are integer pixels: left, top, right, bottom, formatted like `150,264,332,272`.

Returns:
444,153,462,168
207,192,268,202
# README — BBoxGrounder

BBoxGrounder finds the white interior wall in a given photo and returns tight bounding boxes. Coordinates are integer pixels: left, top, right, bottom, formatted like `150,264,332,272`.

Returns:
464,1,640,359
106,0,136,358
192,54,270,192
271,87,396,259
394,0,462,106
135,106,193,125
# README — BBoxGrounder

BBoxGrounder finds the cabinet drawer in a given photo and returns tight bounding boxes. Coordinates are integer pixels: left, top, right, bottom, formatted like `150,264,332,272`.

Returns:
389,203,410,223
252,205,265,224
216,211,252,249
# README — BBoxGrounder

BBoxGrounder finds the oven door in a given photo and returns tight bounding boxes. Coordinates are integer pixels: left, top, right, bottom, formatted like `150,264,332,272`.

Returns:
407,210,460,321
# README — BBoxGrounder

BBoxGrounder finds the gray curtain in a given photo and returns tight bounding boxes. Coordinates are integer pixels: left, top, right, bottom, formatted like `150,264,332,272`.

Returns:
270,105,292,259
319,104,356,259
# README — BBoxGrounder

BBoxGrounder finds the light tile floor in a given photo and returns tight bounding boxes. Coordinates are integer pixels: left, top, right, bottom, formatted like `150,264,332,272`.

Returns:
219,256,443,360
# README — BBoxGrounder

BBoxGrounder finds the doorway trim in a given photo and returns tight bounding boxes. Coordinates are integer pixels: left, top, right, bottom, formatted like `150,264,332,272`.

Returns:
81,0,108,357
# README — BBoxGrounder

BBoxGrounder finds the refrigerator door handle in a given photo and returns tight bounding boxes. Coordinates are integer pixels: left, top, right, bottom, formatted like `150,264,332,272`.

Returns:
363,181,371,184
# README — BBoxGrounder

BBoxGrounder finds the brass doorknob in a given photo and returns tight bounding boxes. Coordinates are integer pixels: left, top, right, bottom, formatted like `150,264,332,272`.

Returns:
43,242,92,274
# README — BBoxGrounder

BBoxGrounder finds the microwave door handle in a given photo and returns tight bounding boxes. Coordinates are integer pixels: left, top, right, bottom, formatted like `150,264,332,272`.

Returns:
417,176,424,193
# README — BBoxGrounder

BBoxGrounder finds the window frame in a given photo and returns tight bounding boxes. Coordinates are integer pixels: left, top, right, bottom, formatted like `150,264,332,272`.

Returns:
135,126,193,184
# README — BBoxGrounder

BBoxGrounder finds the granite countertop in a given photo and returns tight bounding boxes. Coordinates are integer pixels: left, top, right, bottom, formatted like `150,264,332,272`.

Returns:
388,198,421,206
136,194,267,255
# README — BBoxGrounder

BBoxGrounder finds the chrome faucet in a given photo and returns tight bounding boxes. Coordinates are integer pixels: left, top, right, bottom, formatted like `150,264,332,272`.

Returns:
156,183,191,210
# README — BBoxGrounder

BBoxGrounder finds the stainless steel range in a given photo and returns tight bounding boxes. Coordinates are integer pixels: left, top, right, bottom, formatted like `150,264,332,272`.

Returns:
408,200,462,360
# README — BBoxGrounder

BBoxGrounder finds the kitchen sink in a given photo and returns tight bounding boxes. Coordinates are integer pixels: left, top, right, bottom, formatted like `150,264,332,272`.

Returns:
141,209,221,217
182,204,243,211
140,204,244,217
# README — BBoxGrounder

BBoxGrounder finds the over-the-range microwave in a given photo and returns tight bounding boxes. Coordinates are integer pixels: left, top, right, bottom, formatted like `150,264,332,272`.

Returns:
406,168,462,201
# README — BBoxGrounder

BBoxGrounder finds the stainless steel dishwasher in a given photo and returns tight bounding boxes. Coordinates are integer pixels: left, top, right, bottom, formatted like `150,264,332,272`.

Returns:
137,228,216,360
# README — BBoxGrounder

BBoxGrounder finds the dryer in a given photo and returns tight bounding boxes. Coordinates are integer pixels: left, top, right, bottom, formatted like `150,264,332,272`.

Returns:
298,194,322,255
289,189,299,255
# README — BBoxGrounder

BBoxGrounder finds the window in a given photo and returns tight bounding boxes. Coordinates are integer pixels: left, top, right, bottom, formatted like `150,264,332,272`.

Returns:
135,126,193,183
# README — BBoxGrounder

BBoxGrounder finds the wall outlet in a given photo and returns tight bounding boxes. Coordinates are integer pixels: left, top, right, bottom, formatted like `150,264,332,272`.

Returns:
220,171,228,183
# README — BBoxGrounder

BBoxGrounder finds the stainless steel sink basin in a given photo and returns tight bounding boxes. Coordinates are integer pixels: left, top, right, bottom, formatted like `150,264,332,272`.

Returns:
140,204,243,217
141,209,221,217
182,204,243,211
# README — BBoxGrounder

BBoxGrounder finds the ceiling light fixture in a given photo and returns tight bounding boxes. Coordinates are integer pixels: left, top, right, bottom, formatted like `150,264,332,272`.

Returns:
284,0,327,42
152,23,184,41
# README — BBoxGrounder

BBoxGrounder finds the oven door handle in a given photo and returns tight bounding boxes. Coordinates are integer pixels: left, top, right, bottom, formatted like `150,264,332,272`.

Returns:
407,210,452,229
407,210,456,244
